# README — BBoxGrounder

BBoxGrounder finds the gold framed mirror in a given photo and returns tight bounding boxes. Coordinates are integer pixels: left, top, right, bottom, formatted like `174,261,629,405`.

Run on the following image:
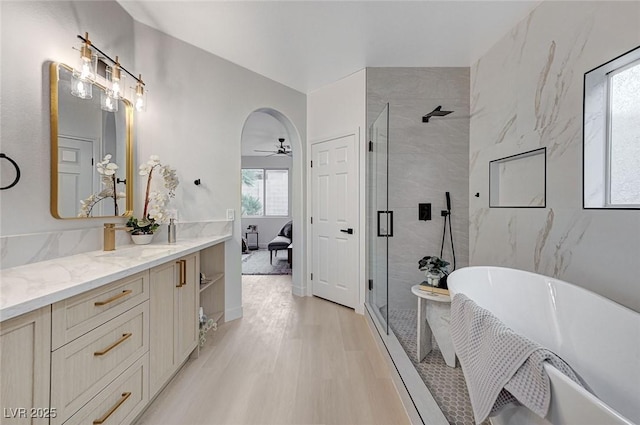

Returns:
50,62,133,219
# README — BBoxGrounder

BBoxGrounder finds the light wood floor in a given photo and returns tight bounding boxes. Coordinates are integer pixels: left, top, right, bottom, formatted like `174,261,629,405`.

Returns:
136,274,410,425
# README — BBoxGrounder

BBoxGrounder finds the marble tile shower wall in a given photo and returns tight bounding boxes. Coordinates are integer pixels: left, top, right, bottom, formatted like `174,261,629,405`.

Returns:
469,1,640,312
0,220,232,270
367,68,470,310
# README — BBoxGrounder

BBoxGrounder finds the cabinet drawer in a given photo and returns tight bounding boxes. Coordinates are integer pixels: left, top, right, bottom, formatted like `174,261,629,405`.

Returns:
52,271,149,350
51,302,149,424
63,354,148,425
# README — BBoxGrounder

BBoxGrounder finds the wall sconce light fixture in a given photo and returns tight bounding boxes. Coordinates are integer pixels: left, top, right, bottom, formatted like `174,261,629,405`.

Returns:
134,74,147,112
75,32,97,82
108,56,125,100
70,33,146,111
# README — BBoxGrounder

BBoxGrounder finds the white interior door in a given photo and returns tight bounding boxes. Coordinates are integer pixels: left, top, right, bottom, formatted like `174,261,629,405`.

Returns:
311,134,358,309
58,136,94,217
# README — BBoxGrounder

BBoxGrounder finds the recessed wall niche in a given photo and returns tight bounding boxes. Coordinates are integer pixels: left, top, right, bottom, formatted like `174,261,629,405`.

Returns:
489,148,546,208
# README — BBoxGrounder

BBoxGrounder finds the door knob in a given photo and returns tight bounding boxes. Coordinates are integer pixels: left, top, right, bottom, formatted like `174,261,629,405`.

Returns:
340,228,354,234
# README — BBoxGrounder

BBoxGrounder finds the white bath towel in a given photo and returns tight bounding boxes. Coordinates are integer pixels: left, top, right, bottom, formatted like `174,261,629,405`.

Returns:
450,293,584,424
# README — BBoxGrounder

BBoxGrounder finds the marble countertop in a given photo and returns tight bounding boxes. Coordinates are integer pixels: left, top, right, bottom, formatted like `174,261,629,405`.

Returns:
0,233,232,322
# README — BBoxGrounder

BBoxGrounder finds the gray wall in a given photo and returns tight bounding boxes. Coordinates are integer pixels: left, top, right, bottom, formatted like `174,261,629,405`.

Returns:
367,68,470,311
469,1,640,312
133,21,306,319
0,1,306,320
0,0,135,236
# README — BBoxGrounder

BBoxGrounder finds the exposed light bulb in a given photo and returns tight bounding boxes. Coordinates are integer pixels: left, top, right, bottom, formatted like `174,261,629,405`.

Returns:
133,74,146,112
112,81,121,98
109,56,125,100
75,33,96,82
71,73,92,99
80,61,92,80
101,89,118,112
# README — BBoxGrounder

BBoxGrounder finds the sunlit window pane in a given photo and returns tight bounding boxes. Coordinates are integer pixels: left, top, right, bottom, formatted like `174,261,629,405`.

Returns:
265,170,289,216
241,169,263,216
241,168,288,216
609,61,640,205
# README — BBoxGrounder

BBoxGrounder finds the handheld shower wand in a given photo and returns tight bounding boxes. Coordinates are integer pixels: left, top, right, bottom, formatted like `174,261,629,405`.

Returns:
440,192,456,275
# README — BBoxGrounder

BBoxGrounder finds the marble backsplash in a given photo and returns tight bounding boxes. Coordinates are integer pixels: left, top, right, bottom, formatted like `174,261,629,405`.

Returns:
0,219,232,270
469,1,640,312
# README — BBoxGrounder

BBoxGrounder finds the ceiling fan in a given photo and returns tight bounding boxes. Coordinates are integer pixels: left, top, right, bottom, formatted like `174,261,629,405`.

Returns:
254,138,292,156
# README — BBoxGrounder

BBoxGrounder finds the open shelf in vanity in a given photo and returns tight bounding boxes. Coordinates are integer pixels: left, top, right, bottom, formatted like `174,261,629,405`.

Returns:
199,242,225,330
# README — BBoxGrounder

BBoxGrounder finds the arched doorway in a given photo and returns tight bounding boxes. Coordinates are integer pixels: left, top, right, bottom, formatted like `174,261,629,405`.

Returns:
240,108,305,295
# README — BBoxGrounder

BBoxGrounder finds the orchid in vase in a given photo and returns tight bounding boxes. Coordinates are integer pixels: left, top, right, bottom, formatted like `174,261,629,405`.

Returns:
126,155,179,236
79,154,126,217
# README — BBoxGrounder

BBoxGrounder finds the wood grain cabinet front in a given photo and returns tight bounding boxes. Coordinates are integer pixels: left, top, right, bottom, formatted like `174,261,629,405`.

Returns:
149,253,199,398
62,354,149,425
50,302,149,425
51,271,149,350
1,242,225,425
0,307,51,425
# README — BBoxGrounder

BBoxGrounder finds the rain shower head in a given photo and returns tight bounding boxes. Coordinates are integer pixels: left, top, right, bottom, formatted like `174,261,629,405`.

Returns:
422,106,453,123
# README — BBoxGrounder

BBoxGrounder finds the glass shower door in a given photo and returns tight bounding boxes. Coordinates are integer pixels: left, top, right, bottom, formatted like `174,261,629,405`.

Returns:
367,104,390,333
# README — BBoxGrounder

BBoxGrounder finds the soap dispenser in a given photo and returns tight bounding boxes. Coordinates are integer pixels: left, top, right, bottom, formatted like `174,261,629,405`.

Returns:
168,218,176,244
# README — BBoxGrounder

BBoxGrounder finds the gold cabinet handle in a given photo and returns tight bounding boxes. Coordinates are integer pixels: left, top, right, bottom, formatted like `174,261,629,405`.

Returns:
94,290,133,306
94,333,132,356
93,392,131,424
176,259,186,287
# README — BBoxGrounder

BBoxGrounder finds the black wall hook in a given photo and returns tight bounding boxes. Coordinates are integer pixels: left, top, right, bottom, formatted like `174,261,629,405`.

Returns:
0,153,21,190
194,179,201,186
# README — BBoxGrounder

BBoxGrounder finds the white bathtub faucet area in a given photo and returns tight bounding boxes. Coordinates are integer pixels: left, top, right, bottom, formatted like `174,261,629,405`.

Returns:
447,266,640,425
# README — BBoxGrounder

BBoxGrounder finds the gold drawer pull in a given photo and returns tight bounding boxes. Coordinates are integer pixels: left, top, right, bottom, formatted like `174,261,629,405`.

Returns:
176,260,186,287
94,333,132,356
94,290,133,306
93,392,131,424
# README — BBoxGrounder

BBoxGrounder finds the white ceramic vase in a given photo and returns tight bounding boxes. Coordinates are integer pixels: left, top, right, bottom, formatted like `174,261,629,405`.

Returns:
426,272,441,287
131,233,154,245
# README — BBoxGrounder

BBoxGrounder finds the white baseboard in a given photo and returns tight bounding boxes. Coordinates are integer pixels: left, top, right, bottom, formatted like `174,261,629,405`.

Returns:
224,305,243,322
292,284,305,297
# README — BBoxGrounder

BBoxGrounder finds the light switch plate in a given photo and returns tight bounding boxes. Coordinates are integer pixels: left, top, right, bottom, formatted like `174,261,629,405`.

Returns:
226,209,235,221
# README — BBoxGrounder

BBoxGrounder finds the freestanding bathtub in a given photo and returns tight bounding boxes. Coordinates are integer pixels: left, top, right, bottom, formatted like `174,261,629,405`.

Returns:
448,266,639,425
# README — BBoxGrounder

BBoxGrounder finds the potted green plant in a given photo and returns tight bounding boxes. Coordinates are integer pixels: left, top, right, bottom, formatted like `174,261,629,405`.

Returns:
418,255,450,287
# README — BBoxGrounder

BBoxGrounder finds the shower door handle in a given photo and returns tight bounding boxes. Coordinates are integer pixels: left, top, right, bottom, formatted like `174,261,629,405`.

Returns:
377,211,394,237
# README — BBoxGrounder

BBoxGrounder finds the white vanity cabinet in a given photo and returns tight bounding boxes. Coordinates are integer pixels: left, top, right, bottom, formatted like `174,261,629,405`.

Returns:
149,252,199,398
50,272,150,425
0,236,229,425
0,307,51,425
